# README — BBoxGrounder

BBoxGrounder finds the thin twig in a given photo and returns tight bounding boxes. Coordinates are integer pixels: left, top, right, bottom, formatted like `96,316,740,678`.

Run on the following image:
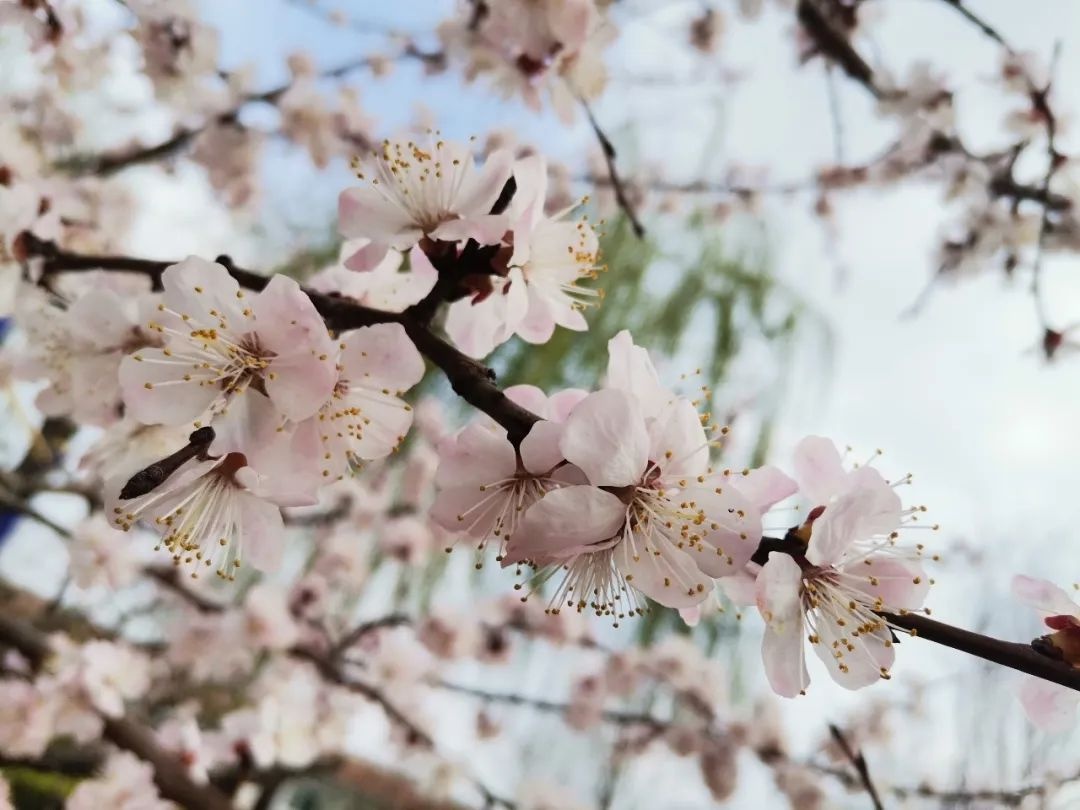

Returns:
580,101,646,238
827,724,884,810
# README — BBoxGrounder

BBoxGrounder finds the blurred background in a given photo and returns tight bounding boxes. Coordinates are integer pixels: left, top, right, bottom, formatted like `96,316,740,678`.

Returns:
3,0,1080,807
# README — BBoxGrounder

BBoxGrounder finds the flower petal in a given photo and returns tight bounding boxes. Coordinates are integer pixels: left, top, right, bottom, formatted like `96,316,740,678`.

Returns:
560,389,647,487
504,486,626,564
614,528,711,608
756,554,810,698
604,330,672,418
520,420,565,475
435,423,516,489
1017,676,1079,733
792,435,848,505
1012,575,1080,620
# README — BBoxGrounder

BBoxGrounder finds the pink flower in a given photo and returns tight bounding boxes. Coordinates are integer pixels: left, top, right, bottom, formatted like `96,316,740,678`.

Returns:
506,386,758,614
1011,575,1080,732
338,136,513,272
294,322,425,482
430,384,586,554
755,437,930,697
444,156,603,358
67,751,172,810
119,256,337,454
106,452,288,579
309,242,437,312
0,680,55,757
69,513,144,591
13,282,161,426
243,583,301,652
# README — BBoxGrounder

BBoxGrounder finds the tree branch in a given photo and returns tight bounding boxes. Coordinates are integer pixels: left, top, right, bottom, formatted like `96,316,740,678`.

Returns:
827,724,884,810
19,239,1080,693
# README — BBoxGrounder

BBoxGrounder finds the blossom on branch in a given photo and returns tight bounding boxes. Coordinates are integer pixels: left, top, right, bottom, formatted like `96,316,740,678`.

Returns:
445,155,603,357
431,384,586,554
119,256,338,455
1012,574,1080,732
504,332,758,617
756,437,932,697
338,136,513,272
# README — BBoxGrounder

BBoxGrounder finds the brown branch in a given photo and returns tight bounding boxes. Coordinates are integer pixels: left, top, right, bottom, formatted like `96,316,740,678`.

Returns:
21,239,1080,693
756,535,1080,692
795,0,881,97
581,101,646,238
0,612,233,810
290,648,516,809
827,724,884,810
59,56,387,178
332,613,412,659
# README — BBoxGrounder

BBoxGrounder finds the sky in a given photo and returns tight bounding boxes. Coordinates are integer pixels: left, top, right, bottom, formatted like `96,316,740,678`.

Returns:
4,0,1080,807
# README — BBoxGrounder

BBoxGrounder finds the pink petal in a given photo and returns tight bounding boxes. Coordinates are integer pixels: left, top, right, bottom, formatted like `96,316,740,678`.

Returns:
1017,676,1079,733
435,423,516,489
547,389,588,422
444,297,503,359
756,554,810,698
453,148,514,217
681,486,762,576
844,556,930,611
119,349,217,427
160,256,247,329
807,480,902,566
235,490,285,573
718,565,760,606
430,483,507,540
792,435,848,505
604,330,672,418
520,420,565,475
732,465,798,513
504,486,626,564
338,186,417,246
811,621,894,691
344,241,394,273
504,384,550,417
679,605,702,627
649,398,709,481
339,323,425,392
1012,575,1080,619
430,214,509,246
613,530,711,609
559,389,648,487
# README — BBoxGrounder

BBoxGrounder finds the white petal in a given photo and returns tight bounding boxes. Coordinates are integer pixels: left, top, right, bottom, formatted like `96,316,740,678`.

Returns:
504,486,626,563
792,435,848,505
520,420,565,475
756,554,810,698
1017,676,1079,733
560,389,647,487
649,398,709,481
1012,575,1080,619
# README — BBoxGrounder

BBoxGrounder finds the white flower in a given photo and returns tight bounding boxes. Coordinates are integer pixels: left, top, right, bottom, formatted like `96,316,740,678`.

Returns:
338,136,513,272
69,513,143,591
67,751,172,810
107,452,288,579
119,256,338,455
294,322,426,482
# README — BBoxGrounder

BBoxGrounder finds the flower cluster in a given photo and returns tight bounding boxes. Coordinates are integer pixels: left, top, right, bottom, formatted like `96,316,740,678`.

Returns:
438,0,613,123
99,256,425,579
338,138,604,358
